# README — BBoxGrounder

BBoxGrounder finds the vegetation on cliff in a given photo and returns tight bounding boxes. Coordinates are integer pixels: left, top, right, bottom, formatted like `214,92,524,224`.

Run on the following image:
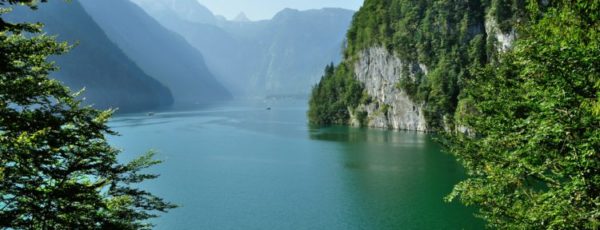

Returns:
308,63,365,125
309,0,529,128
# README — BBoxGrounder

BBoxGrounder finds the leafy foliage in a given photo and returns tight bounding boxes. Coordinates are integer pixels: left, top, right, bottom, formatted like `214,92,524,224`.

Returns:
308,63,365,125
0,1,175,229
445,1,600,228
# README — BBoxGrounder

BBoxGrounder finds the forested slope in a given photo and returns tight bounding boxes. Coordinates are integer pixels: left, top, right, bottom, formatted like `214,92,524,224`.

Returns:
309,0,524,130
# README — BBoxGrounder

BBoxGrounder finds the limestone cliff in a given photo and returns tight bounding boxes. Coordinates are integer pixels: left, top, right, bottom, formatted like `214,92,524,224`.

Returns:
347,15,515,132
308,0,524,131
349,47,428,131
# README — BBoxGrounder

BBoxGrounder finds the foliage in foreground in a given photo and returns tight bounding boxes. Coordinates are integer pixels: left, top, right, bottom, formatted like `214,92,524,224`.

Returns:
0,1,175,229
445,1,599,228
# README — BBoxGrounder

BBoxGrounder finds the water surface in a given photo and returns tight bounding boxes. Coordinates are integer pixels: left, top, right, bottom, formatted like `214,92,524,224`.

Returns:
109,100,482,229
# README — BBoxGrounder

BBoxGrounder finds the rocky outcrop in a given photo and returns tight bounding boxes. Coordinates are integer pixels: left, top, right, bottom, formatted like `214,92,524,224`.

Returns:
309,0,526,131
485,13,516,52
345,18,515,132
349,47,428,131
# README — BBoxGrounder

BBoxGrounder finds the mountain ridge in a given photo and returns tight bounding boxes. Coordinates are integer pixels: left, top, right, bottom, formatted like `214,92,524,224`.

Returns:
130,0,354,97
79,0,231,105
4,1,174,113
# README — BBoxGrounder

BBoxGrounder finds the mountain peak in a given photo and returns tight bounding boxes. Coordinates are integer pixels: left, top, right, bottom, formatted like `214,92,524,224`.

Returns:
233,12,250,22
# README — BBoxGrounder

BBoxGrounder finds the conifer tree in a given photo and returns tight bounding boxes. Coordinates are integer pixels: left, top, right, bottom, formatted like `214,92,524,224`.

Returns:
0,1,175,229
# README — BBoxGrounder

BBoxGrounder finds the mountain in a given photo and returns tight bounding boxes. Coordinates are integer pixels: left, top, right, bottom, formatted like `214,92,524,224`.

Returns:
130,0,354,98
79,0,230,105
308,0,520,131
129,0,216,25
234,8,354,97
5,1,173,112
233,12,250,22
129,0,246,92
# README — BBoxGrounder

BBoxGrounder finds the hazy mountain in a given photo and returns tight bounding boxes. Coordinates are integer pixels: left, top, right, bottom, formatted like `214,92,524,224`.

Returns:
230,8,354,96
79,0,230,105
233,12,250,22
131,0,354,98
5,1,173,112
128,0,250,93
130,0,216,25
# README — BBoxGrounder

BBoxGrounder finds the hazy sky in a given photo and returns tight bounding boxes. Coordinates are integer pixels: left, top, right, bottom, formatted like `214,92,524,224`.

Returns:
197,0,364,20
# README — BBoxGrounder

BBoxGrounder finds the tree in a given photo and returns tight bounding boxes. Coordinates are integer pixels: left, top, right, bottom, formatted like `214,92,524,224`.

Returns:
308,63,365,125
445,1,599,228
0,1,175,229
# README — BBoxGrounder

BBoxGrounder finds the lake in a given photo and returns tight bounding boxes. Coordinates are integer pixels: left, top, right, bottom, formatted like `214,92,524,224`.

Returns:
109,100,483,229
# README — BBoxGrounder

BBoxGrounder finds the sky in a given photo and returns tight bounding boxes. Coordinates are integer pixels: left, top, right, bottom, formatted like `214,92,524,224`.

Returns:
197,0,364,21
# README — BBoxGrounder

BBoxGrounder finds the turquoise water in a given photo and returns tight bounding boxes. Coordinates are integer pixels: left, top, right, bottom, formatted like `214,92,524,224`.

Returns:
109,100,482,229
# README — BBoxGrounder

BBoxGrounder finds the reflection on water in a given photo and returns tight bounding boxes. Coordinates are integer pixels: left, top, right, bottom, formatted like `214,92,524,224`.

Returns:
310,125,427,146
109,100,482,229
309,126,480,229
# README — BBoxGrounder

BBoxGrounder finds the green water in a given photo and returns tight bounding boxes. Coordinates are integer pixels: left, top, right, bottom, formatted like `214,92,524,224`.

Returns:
109,100,483,229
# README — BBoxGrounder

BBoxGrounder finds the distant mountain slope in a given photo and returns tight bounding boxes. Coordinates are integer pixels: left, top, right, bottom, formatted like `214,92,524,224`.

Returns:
235,8,354,96
130,0,216,25
130,0,250,94
79,0,230,105
5,1,173,112
131,0,354,97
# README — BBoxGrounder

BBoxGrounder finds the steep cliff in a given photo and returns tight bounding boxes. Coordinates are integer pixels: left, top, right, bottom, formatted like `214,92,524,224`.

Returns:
349,47,428,131
309,0,524,131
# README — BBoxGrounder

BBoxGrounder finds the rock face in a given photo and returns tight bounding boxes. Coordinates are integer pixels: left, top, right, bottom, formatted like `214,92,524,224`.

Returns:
344,17,515,133
350,47,428,131
485,14,516,52
308,0,527,132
